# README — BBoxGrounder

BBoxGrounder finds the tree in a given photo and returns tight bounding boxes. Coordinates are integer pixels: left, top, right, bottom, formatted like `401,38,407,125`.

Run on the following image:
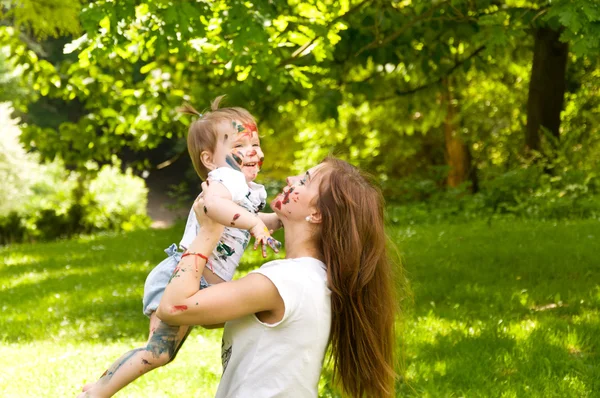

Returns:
3,0,599,200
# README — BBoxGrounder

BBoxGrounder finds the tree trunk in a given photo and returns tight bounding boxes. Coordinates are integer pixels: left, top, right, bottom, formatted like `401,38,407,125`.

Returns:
442,77,477,192
525,27,569,152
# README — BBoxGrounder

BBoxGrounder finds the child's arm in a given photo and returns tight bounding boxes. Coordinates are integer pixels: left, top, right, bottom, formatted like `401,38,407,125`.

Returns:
203,181,280,257
258,212,282,232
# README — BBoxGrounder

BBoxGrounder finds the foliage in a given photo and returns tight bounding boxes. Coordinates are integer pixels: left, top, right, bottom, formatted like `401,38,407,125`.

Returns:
0,103,40,215
1,0,597,176
0,0,599,227
0,103,150,244
387,166,600,226
83,164,150,231
1,220,599,396
0,0,82,39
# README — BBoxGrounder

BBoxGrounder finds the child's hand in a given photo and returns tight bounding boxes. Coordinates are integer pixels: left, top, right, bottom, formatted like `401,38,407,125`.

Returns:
250,219,281,258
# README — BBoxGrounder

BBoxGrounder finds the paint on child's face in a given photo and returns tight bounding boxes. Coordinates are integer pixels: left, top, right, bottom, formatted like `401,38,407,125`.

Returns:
232,120,257,139
225,154,242,171
230,120,264,183
232,152,243,166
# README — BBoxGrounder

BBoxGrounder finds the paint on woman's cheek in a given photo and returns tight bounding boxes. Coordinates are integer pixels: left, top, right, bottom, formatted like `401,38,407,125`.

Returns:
282,187,295,205
231,213,240,226
203,206,208,215
223,134,228,142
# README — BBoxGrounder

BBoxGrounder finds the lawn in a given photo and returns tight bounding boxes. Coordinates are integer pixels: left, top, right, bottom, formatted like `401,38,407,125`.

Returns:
1,219,598,397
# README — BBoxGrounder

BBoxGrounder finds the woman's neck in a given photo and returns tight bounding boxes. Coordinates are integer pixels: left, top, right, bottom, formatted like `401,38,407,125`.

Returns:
282,222,322,261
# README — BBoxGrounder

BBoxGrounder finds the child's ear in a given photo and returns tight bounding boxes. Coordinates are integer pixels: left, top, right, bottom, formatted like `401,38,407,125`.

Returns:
200,150,216,171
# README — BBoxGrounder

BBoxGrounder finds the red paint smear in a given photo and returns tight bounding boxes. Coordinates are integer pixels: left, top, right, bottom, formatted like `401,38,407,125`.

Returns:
244,122,257,132
281,186,295,205
274,200,282,210
173,305,188,312
258,157,264,168
233,213,240,221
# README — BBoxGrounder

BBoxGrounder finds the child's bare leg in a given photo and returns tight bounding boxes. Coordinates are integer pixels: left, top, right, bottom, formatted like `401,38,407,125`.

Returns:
78,312,191,398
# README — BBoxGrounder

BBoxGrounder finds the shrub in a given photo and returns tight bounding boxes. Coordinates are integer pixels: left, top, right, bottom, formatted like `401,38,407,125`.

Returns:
82,165,151,232
0,106,150,244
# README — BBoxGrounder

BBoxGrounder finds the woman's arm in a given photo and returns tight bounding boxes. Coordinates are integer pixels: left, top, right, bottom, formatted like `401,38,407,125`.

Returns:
158,271,283,326
156,196,284,326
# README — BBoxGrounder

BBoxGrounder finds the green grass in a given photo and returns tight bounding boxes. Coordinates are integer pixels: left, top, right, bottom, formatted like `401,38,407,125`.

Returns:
1,220,598,397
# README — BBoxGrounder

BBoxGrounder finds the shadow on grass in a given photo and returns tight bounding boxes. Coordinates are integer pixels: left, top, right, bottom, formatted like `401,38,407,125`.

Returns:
393,220,600,396
0,225,285,343
1,227,185,343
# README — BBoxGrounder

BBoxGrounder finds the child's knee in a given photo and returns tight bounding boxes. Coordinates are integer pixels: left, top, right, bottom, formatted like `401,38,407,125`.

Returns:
145,351,173,368
145,339,179,366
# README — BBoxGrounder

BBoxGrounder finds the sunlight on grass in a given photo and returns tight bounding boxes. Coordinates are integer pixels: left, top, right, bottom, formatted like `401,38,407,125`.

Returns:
1,219,599,397
0,332,222,397
2,252,42,266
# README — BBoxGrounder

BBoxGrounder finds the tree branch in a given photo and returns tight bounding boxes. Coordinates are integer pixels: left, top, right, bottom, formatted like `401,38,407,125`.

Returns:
373,45,486,102
355,1,450,57
277,0,373,67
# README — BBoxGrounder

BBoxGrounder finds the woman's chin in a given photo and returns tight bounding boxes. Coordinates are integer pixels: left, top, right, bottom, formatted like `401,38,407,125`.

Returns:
270,195,283,211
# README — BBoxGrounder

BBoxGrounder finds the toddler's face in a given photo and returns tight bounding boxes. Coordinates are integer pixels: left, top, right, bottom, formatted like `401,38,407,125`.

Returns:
212,120,264,183
228,120,264,183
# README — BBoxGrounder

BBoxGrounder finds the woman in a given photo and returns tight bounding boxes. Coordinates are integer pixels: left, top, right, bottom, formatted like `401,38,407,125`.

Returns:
157,157,399,397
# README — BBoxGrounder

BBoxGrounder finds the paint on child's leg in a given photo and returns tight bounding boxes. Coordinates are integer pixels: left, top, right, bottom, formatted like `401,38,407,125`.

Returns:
146,322,180,360
97,347,146,384
172,305,188,313
231,213,240,226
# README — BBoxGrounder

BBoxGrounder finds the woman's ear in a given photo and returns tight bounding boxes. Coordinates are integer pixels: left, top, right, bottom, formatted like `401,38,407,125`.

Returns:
308,209,322,224
200,150,216,171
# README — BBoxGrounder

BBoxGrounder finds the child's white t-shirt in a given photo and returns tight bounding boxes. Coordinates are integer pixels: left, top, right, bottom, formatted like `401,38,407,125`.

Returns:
215,257,332,398
179,167,267,281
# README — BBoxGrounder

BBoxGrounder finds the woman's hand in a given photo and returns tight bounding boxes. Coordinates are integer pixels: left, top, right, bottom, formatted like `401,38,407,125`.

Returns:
193,181,221,230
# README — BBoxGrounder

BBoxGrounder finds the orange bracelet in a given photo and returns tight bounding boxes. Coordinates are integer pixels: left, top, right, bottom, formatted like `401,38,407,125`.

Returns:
182,252,212,272
182,252,209,261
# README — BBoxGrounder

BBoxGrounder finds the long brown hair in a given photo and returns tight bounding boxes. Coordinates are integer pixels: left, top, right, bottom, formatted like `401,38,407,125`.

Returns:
315,157,399,397
178,95,256,178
